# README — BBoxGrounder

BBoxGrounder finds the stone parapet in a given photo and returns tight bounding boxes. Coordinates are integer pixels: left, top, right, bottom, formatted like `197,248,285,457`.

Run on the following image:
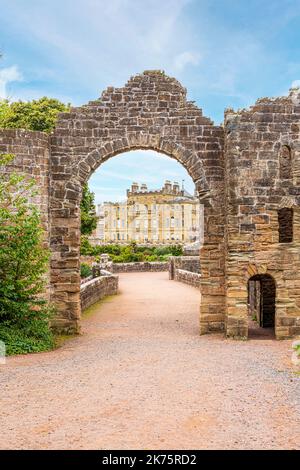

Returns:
169,256,200,279
80,274,118,311
111,261,168,273
174,268,201,288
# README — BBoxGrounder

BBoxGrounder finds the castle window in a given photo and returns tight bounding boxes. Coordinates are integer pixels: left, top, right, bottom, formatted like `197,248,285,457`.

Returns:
280,145,292,179
278,208,293,243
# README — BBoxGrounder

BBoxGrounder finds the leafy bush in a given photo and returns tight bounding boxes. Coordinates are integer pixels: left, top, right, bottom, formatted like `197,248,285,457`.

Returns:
0,306,55,355
293,341,300,356
0,154,54,355
144,254,158,262
80,238,183,263
80,263,92,278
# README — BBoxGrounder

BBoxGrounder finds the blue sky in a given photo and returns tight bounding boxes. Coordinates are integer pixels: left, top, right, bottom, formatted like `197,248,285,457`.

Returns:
89,150,195,203
0,0,300,202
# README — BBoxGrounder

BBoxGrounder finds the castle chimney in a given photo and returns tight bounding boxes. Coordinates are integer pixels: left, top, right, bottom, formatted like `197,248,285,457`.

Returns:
173,181,180,194
131,182,139,193
164,180,172,193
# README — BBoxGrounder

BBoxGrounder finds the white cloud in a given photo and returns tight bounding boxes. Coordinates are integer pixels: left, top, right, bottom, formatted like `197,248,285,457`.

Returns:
0,0,194,94
291,80,300,89
2,0,297,124
174,51,201,71
0,65,22,99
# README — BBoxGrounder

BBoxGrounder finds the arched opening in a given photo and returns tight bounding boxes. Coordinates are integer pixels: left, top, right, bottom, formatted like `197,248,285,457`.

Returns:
248,274,276,338
77,148,204,331
87,149,200,247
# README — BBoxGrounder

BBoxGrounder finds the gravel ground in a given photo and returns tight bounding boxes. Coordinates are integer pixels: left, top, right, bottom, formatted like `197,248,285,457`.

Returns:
0,272,299,450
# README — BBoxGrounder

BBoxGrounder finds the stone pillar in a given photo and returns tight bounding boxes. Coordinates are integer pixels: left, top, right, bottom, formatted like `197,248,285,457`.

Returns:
199,202,226,334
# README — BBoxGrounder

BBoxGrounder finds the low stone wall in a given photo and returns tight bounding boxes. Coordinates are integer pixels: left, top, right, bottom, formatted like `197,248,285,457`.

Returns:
169,256,200,280
81,258,169,273
174,269,201,288
111,261,168,273
80,274,118,311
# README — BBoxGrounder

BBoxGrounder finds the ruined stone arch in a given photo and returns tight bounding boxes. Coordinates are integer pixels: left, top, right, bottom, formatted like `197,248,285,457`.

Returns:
49,70,226,333
1,73,300,339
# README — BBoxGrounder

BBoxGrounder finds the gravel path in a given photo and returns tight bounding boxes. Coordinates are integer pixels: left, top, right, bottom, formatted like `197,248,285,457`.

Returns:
0,272,299,450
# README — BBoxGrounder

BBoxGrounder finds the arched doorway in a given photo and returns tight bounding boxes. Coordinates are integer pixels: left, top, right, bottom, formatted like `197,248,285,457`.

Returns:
88,149,198,245
248,274,276,337
49,70,226,334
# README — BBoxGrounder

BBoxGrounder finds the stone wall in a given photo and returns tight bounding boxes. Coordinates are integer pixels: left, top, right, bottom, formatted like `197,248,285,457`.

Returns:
80,274,118,311
225,88,300,339
49,70,225,334
1,72,300,339
80,256,169,272
111,261,168,273
174,269,201,288
169,256,200,280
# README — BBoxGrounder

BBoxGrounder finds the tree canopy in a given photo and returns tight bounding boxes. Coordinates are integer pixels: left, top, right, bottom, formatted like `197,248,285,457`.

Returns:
80,184,98,236
0,97,70,133
0,96,97,234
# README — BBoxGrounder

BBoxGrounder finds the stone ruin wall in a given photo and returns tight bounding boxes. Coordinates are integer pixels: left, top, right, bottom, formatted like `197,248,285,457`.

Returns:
49,71,225,334
225,89,300,338
0,72,300,339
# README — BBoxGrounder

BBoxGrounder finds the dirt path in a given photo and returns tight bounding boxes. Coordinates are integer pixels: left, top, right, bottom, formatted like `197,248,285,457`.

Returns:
0,272,299,450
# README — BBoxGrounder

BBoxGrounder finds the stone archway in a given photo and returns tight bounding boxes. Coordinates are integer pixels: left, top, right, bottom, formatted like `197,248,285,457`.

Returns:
2,72,300,339
49,70,225,334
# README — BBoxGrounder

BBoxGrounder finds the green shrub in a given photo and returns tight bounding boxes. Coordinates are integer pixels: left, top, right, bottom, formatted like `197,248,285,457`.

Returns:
154,244,183,256
80,239,183,262
145,254,157,262
80,263,92,278
80,184,97,236
0,154,55,355
0,305,55,355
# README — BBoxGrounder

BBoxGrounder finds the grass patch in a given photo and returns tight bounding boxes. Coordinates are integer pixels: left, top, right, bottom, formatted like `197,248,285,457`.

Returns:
54,333,78,349
0,293,119,356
